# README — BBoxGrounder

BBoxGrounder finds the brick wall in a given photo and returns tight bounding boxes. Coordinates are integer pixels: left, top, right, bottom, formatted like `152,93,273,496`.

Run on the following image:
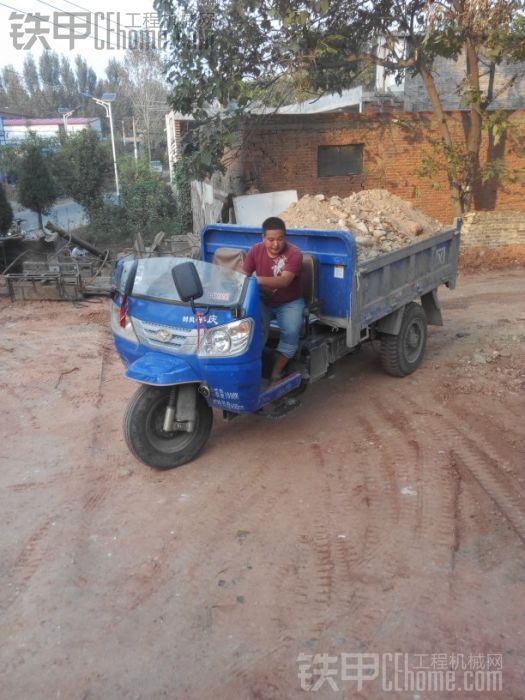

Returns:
237,111,525,226
461,211,525,248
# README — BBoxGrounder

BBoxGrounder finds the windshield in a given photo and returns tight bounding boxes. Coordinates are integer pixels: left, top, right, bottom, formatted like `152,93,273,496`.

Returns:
122,256,247,306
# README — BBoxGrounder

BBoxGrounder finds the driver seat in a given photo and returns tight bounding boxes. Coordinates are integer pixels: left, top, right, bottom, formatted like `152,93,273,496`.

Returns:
212,247,246,271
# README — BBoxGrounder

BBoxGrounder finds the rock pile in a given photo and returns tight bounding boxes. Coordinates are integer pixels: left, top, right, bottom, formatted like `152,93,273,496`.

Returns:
279,189,445,260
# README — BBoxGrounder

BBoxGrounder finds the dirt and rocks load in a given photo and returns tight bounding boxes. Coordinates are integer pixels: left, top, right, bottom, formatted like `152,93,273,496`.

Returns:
279,189,445,260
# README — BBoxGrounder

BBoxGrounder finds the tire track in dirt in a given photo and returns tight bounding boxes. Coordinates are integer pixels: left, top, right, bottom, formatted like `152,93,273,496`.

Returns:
361,383,524,659
443,290,519,309
368,396,458,562
8,475,61,492
376,380,525,634
77,335,119,515
362,393,471,640
275,408,426,652
213,438,338,688
225,438,345,693
333,410,442,646
400,391,525,546
0,518,55,612
62,329,129,597
0,315,112,617
443,399,524,479
182,440,286,561
0,322,121,624
354,415,403,575
119,430,294,615
304,443,335,613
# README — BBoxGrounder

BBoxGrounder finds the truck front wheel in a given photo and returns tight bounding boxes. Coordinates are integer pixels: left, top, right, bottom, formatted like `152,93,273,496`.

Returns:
124,385,213,470
380,302,427,377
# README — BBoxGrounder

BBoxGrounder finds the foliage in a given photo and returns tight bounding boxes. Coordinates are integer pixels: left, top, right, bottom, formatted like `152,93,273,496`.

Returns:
0,51,101,118
17,140,57,229
156,0,525,214
0,183,13,235
0,49,166,158
80,156,179,245
173,157,193,234
118,154,153,184
119,156,176,237
86,203,131,246
53,130,112,218
0,145,23,185
417,108,524,206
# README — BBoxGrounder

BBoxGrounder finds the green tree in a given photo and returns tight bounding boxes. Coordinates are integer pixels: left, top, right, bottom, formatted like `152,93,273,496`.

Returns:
74,56,98,107
0,65,29,115
0,52,103,118
17,142,57,229
119,156,176,237
156,0,525,215
0,183,13,235
54,130,112,219
22,55,43,113
39,51,62,114
173,157,193,234
101,59,134,135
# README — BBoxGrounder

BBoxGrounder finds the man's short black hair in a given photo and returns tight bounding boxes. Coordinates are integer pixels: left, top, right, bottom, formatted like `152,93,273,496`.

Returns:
262,216,286,235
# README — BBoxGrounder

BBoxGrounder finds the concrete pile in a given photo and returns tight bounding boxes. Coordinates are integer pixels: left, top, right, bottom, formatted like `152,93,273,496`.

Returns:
279,189,445,260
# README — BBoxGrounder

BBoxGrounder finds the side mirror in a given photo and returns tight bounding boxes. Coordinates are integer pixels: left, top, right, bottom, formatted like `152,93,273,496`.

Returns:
172,261,203,302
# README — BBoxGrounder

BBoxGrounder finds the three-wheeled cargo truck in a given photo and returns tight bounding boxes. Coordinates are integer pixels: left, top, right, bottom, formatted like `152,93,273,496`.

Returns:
111,221,461,469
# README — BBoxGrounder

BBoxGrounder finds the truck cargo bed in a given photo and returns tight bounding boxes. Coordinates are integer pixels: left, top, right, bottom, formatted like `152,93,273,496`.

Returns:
201,220,461,348
349,222,461,345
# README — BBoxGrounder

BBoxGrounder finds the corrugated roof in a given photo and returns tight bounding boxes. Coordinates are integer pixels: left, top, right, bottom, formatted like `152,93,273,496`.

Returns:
3,117,98,126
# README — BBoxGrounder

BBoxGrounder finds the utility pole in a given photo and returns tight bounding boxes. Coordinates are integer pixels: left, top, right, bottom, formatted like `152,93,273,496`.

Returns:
57,107,76,136
132,117,138,162
81,92,120,201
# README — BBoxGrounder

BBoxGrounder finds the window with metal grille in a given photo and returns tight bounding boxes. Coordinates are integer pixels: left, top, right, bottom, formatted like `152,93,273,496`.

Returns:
318,144,363,177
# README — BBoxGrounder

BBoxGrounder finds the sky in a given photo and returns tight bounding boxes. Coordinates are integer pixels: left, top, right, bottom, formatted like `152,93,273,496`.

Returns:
0,0,161,79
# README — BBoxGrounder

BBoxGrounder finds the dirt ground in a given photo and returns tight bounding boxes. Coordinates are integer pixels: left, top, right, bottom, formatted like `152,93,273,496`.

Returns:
1,267,524,700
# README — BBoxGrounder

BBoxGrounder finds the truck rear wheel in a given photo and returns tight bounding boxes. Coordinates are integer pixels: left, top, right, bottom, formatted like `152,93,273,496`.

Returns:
124,385,213,470
380,302,427,377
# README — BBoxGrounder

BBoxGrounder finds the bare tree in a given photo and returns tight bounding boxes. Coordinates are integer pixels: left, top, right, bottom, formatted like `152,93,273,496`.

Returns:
124,34,169,161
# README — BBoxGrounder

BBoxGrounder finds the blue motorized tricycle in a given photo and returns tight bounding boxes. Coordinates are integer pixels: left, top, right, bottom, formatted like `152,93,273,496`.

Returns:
111,222,460,469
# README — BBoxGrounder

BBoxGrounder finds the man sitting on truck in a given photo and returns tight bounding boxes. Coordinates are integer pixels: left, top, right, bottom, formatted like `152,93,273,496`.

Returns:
243,216,304,382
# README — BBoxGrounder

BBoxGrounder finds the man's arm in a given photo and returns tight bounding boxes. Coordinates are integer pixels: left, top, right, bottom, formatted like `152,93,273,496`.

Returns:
242,248,256,276
255,271,295,289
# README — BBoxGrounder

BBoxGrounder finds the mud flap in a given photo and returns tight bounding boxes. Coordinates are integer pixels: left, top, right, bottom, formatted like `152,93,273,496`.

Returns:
421,289,443,326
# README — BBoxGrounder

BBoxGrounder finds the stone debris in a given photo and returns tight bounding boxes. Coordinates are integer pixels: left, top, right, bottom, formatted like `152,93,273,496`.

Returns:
279,189,445,260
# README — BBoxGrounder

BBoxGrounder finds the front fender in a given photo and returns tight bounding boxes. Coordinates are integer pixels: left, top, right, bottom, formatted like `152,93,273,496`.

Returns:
125,351,201,386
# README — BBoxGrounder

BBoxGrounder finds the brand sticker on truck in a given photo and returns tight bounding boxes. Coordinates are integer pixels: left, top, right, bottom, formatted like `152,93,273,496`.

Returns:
435,246,447,265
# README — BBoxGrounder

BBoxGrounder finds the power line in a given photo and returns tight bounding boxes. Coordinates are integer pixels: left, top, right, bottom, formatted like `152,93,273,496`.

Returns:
59,0,135,32
35,0,125,38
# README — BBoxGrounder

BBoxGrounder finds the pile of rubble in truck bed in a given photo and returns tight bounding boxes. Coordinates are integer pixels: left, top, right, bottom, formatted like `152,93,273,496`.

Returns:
279,189,445,260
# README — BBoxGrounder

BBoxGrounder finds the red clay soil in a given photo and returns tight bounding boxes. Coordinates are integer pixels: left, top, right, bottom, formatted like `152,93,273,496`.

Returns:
459,244,525,272
0,268,524,699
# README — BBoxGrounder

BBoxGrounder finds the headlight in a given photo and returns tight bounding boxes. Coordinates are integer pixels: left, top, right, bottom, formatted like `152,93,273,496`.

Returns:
110,300,138,342
208,329,231,353
198,318,253,357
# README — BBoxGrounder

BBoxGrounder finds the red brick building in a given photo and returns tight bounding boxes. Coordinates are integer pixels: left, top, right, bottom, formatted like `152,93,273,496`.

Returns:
234,110,525,225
